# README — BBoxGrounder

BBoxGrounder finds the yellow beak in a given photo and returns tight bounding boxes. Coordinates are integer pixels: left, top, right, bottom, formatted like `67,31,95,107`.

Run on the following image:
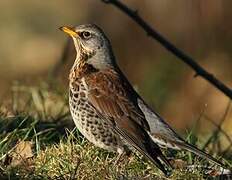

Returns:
59,26,78,37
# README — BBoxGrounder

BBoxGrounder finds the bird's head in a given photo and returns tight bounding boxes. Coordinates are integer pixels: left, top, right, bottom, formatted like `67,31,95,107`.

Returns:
60,24,116,69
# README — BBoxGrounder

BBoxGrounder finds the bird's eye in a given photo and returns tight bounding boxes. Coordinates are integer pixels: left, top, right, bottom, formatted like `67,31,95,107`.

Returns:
81,31,91,39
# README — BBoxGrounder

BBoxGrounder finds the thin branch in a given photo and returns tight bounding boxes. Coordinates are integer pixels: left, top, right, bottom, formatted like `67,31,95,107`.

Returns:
101,0,232,99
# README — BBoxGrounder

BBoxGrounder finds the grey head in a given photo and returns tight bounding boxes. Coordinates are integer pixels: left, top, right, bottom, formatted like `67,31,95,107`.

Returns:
60,24,116,69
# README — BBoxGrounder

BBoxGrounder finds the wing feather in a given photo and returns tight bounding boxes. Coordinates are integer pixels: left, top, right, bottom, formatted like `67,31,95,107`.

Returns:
85,69,172,176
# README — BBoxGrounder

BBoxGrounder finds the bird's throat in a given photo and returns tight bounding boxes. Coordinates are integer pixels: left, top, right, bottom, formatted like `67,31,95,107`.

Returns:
69,59,99,82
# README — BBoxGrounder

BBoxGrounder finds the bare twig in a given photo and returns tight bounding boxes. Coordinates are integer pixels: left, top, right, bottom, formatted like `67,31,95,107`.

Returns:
101,0,232,99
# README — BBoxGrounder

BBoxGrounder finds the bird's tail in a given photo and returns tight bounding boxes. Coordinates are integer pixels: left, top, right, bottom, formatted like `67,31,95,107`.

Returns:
173,140,227,168
150,132,226,168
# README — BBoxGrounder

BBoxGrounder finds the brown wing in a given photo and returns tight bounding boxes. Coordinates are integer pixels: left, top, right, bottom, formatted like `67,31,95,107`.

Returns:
85,69,172,176
85,68,150,131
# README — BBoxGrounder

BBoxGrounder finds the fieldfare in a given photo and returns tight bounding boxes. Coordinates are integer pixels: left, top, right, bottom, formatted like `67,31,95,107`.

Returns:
60,24,225,176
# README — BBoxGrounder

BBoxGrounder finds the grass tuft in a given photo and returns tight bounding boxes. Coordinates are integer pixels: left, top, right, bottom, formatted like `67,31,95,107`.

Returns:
0,83,231,179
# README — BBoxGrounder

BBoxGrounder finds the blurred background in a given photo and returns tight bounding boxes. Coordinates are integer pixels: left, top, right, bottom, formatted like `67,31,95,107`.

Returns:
0,0,231,145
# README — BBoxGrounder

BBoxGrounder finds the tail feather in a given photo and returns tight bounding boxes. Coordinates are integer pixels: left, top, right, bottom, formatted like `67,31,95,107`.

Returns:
150,133,226,168
174,141,226,168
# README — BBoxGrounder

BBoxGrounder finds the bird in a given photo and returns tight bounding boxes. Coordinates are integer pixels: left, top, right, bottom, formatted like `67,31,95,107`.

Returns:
60,24,225,176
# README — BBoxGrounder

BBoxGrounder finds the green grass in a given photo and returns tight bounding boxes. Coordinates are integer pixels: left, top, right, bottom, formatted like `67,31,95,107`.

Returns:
0,82,231,179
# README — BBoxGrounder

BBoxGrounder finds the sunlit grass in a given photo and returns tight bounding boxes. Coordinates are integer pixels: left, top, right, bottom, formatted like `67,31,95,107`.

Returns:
0,83,231,179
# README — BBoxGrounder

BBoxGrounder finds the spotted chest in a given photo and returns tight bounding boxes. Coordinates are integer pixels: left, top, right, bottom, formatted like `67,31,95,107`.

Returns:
69,78,121,152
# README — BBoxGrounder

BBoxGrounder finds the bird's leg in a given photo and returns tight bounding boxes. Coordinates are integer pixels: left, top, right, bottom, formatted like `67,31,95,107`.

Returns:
114,146,131,165
114,150,125,165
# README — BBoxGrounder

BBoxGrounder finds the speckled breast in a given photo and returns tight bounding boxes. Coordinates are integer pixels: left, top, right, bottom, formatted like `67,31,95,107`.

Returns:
69,79,120,152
